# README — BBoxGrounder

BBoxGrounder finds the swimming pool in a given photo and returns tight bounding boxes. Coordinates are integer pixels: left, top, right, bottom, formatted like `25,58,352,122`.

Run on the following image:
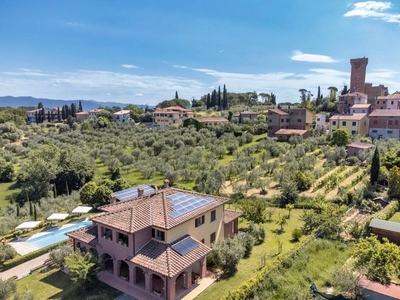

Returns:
26,220,93,249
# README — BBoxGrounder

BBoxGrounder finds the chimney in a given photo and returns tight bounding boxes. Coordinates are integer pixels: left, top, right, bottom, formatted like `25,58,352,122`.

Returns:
137,187,144,197
164,179,170,188
110,193,117,204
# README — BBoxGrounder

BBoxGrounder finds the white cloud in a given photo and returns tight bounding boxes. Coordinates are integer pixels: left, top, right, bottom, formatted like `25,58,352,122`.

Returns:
291,51,340,63
172,65,188,69
59,21,85,27
121,64,139,69
0,69,206,105
344,1,400,23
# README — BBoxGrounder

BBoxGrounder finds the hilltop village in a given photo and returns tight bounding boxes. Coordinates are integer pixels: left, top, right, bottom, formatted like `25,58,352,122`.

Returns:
1,57,400,300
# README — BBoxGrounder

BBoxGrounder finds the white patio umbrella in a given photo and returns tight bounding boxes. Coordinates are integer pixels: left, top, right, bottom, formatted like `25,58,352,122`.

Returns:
15,221,41,230
71,206,92,214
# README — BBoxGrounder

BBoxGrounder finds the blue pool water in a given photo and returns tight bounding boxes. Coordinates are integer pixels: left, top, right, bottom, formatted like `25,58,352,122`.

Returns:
26,221,93,249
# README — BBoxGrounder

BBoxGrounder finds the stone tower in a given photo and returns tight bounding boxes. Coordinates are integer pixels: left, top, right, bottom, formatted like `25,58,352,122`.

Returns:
350,57,368,93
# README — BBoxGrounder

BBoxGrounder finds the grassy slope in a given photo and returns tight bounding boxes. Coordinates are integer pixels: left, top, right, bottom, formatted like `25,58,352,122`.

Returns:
389,212,400,223
196,208,307,300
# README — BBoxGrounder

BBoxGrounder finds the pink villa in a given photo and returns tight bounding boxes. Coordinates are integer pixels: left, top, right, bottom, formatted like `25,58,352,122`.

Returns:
68,181,242,300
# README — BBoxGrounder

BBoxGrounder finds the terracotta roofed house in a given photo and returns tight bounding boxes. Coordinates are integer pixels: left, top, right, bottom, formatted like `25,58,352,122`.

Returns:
346,142,373,157
113,110,131,123
274,129,311,142
68,184,242,300
194,116,229,126
350,104,371,115
369,218,400,245
75,111,89,123
152,106,194,129
337,92,368,114
368,109,400,139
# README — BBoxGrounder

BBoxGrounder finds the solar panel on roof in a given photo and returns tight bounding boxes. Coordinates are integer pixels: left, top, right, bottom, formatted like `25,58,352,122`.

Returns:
172,237,200,255
168,192,217,218
113,184,155,202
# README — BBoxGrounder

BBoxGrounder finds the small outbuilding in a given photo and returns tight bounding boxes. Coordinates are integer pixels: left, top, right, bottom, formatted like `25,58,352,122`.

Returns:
369,218,400,245
346,142,373,157
274,129,311,142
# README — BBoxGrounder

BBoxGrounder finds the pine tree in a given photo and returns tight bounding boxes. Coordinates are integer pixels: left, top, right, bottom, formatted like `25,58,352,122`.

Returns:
78,100,83,112
370,147,380,186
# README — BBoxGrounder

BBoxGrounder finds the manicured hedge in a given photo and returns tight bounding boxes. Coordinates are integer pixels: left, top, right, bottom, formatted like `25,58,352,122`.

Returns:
1,240,69,271
371,200,399,221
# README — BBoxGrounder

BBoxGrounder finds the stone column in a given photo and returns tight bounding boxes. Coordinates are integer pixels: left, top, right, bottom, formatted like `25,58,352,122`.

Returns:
130,266,135,285
113,259,119,276
185,272,191,289
145,273,152,293
199,258,206,278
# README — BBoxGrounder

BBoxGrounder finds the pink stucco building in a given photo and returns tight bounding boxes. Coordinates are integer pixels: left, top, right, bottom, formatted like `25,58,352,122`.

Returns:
68,182,242,300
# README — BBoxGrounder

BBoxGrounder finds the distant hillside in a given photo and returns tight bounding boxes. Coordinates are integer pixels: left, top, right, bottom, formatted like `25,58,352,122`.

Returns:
0,96,147,111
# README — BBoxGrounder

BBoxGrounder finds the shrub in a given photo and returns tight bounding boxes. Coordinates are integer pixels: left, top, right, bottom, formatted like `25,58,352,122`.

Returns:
0,244,17,265
49,244,73,267
291,228,303,242
240,234,255,258
0,278,17,300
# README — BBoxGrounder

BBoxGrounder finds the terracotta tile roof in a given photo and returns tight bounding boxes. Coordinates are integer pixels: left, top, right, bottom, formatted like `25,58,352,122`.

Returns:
329,113,367,121
359,275,400,298
268,109,289,116
275,129,308,135
67,225,98,246
387,91,400,99
346,142,374,149
351,104,371,108
154,106,191,112
369,109,400,117
223,210,243,224
130,235,211,277
113,110,130,115
95,188,230,232
195,117,229,123
75,111,89,115
342,92,367,97
240,111,260,115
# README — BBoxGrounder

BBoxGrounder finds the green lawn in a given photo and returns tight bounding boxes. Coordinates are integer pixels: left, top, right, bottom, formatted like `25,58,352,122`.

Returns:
196,208,308,300
16,266,121,300
0,181,19,209
389,212,400,223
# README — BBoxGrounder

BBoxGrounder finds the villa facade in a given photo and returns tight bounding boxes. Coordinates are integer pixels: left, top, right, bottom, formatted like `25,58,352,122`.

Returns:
68,182,242,300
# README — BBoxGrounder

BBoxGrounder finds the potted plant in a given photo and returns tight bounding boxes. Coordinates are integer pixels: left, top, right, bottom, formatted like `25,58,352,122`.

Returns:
192,273,200,284
154,288,162,297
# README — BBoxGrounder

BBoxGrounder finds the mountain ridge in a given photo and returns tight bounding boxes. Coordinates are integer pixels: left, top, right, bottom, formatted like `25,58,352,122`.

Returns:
0,96,147,110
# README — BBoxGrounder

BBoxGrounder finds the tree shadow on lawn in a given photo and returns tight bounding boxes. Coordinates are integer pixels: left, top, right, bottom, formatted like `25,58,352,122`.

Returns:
271,228,285,235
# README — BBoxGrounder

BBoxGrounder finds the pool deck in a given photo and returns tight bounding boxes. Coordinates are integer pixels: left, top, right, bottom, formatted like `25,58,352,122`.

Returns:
9,220,90,256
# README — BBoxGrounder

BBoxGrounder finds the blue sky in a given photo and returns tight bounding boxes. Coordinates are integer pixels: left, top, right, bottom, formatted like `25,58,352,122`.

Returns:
0,0,400,106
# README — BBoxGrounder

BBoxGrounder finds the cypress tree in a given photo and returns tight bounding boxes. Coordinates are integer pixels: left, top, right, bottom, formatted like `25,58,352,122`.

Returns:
58,107,61,122
41,108,45,123
16,204,20,217
62,106,66,120
29,201,33,217
217,86,221,109
370,146,380,186
33,204,37,221
175,91,179,99
47,111,51,122
35,111,39,124
223,84,228,109
71,103,76,118
78,100,83,112
206,93,211,109
316,86,321,107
